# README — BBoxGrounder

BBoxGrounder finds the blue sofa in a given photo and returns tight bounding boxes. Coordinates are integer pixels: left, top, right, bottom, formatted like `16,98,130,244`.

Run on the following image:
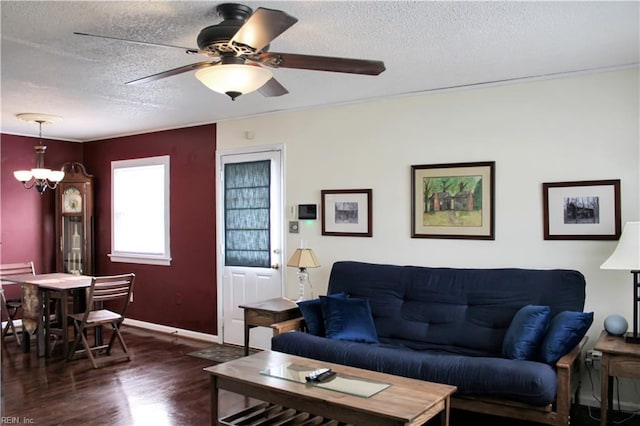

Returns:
272,261,591,426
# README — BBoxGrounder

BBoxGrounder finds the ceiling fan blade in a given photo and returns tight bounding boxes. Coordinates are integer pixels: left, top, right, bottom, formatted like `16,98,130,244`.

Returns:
74,32,202,54
258,77,289,97
258,52,386,76
125,61,217,85
231,8,298,52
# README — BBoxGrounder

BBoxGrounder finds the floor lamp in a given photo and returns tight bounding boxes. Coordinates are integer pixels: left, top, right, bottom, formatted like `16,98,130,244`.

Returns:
600,221,640,344
287,248,320,301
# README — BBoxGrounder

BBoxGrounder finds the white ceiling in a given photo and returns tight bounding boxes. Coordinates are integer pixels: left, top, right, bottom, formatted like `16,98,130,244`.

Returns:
1,1,638,142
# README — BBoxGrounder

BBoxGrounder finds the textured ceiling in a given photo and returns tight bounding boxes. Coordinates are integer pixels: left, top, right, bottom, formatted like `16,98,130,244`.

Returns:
1,1,638,142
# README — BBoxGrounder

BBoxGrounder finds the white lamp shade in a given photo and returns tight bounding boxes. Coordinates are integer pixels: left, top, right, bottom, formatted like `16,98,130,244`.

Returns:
49,170,65,182
14,170,32,182
31,168,51,179
287,248,320,269
601,221,640,270
195,64,272,96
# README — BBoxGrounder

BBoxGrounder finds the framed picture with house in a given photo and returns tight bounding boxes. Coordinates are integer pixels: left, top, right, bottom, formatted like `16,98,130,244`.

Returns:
321,189,372,237
542,179,621,240
411,161,495,240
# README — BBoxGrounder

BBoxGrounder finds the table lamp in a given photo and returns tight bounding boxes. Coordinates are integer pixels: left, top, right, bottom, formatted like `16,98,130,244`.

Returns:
600,221,640,344
287,248,320,301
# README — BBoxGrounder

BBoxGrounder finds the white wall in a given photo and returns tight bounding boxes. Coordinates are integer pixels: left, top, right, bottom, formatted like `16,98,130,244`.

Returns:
217,68,640,408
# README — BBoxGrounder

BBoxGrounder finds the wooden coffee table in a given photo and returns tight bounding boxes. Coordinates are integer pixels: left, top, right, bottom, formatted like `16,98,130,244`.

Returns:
204,350,456,426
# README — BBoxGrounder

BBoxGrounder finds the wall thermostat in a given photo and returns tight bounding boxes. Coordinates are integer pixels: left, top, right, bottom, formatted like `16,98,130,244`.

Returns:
298,204,317,220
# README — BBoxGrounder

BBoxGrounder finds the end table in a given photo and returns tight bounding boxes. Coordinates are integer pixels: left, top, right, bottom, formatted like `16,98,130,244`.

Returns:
239,297,301,356
594,330,640,426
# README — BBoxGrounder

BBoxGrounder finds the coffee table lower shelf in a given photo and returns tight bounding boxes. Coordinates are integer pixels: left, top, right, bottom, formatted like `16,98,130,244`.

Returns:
220,402,353,426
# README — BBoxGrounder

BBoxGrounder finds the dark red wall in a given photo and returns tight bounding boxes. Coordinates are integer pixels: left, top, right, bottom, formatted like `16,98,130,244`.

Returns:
82,125,217,334
1,134,82,301
1,124,217,334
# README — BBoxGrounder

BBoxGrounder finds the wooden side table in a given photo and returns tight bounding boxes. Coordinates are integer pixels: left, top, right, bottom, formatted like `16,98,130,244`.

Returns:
239,298,301,356
594,330,640,426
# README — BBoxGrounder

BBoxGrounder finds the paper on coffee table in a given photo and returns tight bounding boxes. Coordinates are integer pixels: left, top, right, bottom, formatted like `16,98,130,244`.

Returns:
260,363,390,398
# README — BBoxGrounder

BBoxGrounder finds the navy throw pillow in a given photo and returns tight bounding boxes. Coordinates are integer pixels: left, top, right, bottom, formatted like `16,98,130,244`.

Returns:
321,296,379,343
297,292,348,336
539,311,594,365
502,305,551,360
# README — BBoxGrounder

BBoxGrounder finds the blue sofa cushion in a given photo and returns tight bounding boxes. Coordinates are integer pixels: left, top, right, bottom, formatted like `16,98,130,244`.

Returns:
321,296,379,343
272,332,558,406
539,310,593,365
502,305,551,360
297,292,348,336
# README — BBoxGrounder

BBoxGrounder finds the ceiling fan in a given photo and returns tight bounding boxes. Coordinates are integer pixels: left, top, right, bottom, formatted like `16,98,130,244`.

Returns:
74,3,386,100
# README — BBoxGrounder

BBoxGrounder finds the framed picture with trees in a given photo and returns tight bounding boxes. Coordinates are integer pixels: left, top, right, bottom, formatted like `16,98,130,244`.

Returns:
411,161,495,240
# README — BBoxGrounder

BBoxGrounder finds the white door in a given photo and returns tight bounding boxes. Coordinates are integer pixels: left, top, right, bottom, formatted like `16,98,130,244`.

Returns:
217,148,284,349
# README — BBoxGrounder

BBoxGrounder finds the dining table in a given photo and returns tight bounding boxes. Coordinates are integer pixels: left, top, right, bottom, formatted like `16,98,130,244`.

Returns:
0,273,92,358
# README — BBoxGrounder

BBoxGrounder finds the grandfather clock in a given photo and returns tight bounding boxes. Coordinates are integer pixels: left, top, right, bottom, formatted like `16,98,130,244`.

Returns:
55,162,94,275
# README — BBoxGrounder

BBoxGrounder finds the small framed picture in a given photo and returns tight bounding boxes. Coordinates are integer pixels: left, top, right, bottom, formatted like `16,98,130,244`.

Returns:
321,189,372,237
411,161,495,240
542,179,621,240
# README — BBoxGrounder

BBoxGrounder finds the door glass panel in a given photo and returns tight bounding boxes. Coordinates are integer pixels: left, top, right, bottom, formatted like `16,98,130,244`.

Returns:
224,160,271,267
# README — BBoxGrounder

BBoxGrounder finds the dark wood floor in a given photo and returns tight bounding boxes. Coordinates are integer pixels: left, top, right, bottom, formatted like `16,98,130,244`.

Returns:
1,326,248,426
1,326,637,426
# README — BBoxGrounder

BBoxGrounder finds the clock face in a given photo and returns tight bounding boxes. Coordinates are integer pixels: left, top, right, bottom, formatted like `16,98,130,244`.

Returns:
63,187,82,213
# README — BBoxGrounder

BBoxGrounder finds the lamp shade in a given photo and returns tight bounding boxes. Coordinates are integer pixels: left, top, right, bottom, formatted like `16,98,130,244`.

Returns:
32,168,51,180
287,248,320,269
601,221,640,270
195,64,272,99
13,170,33,182
49,170,65,182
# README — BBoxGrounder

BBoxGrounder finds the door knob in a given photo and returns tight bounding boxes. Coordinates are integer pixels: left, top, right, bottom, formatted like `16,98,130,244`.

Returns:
271,263,280,270
273,249,281,254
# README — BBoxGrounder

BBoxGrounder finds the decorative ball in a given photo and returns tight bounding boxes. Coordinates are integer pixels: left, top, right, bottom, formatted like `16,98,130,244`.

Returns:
604,314,628,336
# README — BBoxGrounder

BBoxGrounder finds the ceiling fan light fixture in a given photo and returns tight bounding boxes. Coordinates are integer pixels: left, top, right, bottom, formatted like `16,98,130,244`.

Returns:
195,64,272,100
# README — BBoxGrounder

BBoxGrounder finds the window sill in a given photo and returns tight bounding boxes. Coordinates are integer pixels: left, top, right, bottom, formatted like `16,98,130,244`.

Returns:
108,253,172,266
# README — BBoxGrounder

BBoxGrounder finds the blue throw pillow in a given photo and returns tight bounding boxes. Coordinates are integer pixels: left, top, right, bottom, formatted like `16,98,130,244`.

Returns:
502,305,551,360
297,292,348,336
321,296,379,343
538,311,594,365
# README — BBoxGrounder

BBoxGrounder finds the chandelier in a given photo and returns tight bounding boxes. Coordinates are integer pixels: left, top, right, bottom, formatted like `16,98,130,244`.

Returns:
13,113,65,194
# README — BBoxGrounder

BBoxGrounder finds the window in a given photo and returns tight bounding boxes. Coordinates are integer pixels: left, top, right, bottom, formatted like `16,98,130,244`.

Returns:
110,156,171,265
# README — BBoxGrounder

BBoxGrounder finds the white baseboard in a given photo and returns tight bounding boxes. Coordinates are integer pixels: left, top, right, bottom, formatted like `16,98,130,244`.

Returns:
3,317,220,344
123,318,220,343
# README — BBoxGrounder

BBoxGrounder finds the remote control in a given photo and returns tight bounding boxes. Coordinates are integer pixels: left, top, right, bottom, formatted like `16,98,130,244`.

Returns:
305,368,332,382
314,370,337,382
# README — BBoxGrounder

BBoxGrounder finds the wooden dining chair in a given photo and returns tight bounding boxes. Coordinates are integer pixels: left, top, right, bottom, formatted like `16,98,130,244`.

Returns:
67,273,135,368
0,261,36,346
